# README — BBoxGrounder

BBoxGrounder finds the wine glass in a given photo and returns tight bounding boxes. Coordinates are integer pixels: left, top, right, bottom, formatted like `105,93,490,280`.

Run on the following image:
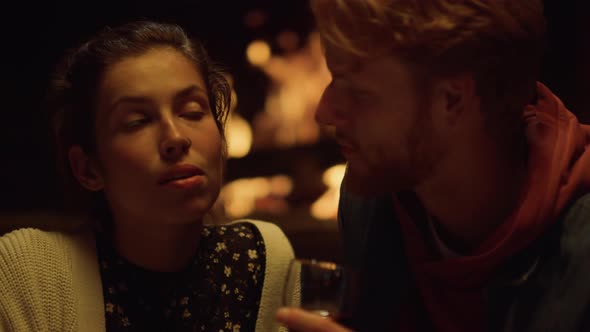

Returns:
283,258,354,322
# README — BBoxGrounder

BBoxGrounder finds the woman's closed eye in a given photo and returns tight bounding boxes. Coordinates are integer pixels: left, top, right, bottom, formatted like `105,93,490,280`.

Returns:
180,101,207,121
123,113,151,131
181,111,205,121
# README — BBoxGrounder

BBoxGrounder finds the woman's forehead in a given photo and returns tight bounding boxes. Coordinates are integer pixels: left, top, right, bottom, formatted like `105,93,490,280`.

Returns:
97,48,206,105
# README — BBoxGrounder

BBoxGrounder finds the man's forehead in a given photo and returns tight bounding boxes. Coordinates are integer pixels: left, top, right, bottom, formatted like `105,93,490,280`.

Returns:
323,43,403,79
324,45,404,82
322,42,363,75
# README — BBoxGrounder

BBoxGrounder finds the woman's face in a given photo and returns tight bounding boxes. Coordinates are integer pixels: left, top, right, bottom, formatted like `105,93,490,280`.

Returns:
71,47,224,227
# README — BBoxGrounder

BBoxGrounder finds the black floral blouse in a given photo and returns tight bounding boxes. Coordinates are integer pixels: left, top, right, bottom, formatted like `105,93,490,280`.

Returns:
95,222,267,332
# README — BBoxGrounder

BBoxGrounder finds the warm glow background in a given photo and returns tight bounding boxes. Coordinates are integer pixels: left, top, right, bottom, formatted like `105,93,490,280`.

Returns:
1,0,585,262
217,25,342,227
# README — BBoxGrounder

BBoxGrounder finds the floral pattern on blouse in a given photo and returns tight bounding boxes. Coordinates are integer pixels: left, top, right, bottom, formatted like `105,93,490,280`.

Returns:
95,222,266,331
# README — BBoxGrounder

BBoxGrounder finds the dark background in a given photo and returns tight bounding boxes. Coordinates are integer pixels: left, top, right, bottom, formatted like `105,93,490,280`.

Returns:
1,0,587,214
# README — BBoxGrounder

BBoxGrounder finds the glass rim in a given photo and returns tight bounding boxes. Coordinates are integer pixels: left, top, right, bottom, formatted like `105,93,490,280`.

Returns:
290,258,342,270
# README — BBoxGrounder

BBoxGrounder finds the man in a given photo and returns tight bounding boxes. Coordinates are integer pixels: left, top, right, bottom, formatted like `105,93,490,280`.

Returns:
277,0,590,331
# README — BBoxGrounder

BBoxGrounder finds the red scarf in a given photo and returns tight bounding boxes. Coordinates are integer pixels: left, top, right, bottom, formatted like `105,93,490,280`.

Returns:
397,83,590,331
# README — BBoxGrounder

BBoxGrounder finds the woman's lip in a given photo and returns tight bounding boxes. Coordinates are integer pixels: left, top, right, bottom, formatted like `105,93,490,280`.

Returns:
158,164,204,184
161,174,205,189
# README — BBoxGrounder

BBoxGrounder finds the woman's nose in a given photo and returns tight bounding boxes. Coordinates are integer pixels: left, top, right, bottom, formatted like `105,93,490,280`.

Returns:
159,122,191,162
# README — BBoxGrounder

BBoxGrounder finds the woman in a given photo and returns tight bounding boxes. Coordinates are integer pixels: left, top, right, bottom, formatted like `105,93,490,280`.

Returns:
0,21,293,331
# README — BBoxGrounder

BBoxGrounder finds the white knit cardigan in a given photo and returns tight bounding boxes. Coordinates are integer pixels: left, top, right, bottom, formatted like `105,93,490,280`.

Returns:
0,220,295,332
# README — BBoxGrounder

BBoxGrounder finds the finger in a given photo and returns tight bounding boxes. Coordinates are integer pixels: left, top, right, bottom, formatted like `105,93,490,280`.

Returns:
276,307,352,332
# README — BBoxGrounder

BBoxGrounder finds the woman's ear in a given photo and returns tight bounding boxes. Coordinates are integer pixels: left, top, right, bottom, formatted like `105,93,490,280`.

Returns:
68,145,104,191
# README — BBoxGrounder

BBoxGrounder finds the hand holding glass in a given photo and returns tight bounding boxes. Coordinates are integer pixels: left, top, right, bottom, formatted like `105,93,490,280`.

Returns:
283,258,350,320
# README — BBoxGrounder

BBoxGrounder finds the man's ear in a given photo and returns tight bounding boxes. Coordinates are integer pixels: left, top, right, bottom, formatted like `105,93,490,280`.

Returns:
68,146,104,191
432,74,477,126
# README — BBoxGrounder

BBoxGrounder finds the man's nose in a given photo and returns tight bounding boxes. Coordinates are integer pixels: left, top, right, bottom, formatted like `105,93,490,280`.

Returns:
314,87,347,127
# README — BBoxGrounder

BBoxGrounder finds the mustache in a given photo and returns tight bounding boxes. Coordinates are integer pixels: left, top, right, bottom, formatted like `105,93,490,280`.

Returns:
334,132,357,148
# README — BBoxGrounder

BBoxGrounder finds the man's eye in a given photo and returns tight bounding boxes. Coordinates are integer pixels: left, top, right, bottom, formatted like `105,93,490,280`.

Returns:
349,89,371,103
